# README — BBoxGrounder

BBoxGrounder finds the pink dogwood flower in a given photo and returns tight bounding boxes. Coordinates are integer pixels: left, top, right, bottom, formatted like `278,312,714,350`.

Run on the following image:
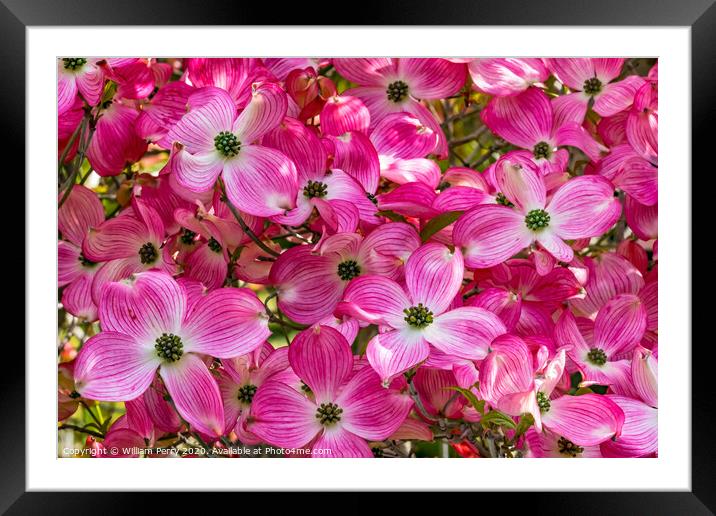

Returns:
337,243,507,383
249,326,413,457
58,58,106,114
58,185,106,321
481,87,607,175
270,223,421,324
453,155,622,268
166,84,299,218
73,270,271,436
544,58,645,123
468,58,550,96
332,58,467,158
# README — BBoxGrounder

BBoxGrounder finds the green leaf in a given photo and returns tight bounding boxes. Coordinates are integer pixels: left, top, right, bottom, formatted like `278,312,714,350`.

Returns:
480,410,517,429
376,210,407,223
420,211,463,242
513,413,535,439
447,386,485,414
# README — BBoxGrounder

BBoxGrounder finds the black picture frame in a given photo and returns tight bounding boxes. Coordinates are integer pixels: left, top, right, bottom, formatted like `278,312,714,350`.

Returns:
4,0,710,513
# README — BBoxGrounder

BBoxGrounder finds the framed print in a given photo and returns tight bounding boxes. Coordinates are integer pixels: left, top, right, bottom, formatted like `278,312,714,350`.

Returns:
4,0,712,512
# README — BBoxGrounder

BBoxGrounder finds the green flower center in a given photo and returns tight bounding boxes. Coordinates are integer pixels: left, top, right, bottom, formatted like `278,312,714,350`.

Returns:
495,192,514,207
315,402,343,426
533,141,552,160
403,303,434,329
303,180,328,199
237,384,258,404
386,80,409,102
138,242,159,264
77,253,96,267
583,77,603,96
154,333,184,362
366,192,378,205
301,382,312,394
587,347,608,366
208,237,222,253
536,391,551,413
63,58,87,71
214,131,241,158
525,209,550,231
337,260,361,281
180,228,197,245
557,436,584,457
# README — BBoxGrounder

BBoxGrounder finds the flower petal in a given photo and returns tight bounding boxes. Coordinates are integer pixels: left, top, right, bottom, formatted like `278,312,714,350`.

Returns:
166,86,235,153
594,76,645,117
74,332,158,401
405,243,464,315
594,293,647,356
600,395,657,457
233,82,288,144
481,87,552,149
424,306,507,360
321,95,371,137
339,275,411,328
311,427,372,458
160,353,225,436
541,393,625,446
333,58,396,86
58,185,105,247
397,58,466,99
366,327,430,383
494,153,546,212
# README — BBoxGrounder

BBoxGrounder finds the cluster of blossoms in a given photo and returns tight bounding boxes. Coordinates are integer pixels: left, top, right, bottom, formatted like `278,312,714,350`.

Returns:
58,57,657,458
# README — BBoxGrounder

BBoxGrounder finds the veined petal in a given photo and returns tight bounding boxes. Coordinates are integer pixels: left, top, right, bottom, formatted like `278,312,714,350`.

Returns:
182,287,269,358
74,332,159,401
311,427,372,458
233,82,288,143
551,92,589,127
536,231,574,263
478,334,534,406
543,58,595,90
321,95,371,136
165,86,235,153
99,270,185,342
554,122,607,162
329,131,381,193
600,395,657,457
593,59,626,83
425,306,507,360
481,87,552,149
223,145,298,217
339,275,411,328
594,76,645,117
83,213,149,262
397,58,466,99
405,243,464,315
366,327,430,384
554,309,591,361
249,380,322,449
467,287,521,331
548,175,621,240
160,353,225,437
400,100,449,159
337,366,413,440
262,116,326,180
468,58,549,96
58,185,105,247
359,222,421,281
632,345,658,407
494,154,546,212
333,58,396,86
371,112,438,158
541,393,625,446
62,272,98,321
376,181,439,219
433,185,493,212
289,325,353,404
625,197,658,241
313,198,360,234
594,294,647,356
170,148,223,193
453,205,532,269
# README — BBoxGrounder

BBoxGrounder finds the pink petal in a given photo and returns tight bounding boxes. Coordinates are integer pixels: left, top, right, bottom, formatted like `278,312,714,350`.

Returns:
143,377,182,433
554,122,607,162
481,87,552,149
182,287,269,358
86,103,148,177
358,222,421,281
554,309,592,360
366,327,430,383
102,428,146,457
58,185,105,247
321,95,371,136
405,243,463,315
547,175,621,240
425,306,506,360
543,58,595,90
329,131,381,193
494,154,546,212
311,428,372,458
632,345,658,407
139,81,194,144
223,145,298,217
600,395,657,457
57,71,78,114
625,197,658,241
371,112,438,159
339,275,411,328
376,181,439,219
165,86,235,153
397,58,466,99
75,62,105,106
551,92,589,127
184,58,265,106
594,293,647,356
593,59,626,83
74,332,159,401
62,272,98,321
83,213,149,262
170,148,224,193
400,100,449,159
183,242,228,291
262,117,326,181
433,185,493,212
249,380,321,448
337,366,413,440
233,82,288,143
160,353,225,437
468,58,549,96
614,156,658,206
478,334,534,405
270,245,344,324
453,205,532,269
594,76,645,117
323,169,378,224
467,287,521,331
332,58,396,86
289,326,353,404
541,393,625,446
99,271,185,342
536,231,574,263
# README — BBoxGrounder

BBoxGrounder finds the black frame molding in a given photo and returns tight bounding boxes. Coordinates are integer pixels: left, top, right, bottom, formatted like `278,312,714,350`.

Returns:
5,0,710,513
